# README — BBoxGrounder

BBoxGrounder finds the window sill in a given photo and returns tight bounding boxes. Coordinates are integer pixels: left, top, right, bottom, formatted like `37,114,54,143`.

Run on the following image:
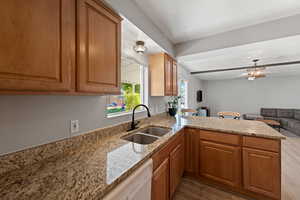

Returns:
106,109,146,119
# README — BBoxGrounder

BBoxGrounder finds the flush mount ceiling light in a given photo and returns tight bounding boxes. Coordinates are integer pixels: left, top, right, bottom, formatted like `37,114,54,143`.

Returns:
133,41,147,54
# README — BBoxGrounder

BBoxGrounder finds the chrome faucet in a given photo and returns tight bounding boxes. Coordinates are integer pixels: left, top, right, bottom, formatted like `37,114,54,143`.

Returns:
128,104,151,131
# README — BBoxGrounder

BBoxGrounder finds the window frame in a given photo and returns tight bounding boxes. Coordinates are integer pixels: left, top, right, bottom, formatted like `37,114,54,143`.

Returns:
106,59,148,118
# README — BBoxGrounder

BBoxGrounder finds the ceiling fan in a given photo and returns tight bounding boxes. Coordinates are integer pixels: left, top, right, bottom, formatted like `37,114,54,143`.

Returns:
243,59,266,80
190,59,300,79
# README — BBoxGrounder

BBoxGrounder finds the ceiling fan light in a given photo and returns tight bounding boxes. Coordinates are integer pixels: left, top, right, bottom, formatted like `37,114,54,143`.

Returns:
248,76,256,81
133,41,147,54
255,71,261,75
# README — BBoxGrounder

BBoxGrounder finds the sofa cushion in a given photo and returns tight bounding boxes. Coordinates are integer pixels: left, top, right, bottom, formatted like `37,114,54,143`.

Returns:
287,119,300,129
294,109,300,120
277,109,294,119
280,118,289,127
293,122,300,134
243,114,263,120
263,117,280,122
261,108,277,117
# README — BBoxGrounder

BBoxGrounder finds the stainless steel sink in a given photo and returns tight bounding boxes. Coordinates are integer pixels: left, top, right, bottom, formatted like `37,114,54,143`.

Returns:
140,126,171,137
121,126,171,145
121,133,158,145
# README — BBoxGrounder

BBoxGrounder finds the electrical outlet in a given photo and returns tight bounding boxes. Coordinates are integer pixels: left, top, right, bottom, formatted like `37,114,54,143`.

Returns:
70,120,79,134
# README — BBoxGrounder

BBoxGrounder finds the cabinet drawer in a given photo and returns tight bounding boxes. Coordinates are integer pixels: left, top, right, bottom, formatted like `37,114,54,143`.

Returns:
243,136,280,152
199,130,240,146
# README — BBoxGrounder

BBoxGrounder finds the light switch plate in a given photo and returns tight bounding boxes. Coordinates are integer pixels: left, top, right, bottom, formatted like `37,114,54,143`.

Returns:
70,120,79,134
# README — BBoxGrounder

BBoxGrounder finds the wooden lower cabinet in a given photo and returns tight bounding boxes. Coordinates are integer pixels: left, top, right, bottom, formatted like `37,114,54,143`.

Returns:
184,128,281,200
243,147,281,199
184,128,199,174
152,158,169,200
170,143,184,198
153,128,281,200
199,141,241,188
152,131,184,200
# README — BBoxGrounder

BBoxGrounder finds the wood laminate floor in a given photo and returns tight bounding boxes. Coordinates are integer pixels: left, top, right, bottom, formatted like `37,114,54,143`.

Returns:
173,130,300,200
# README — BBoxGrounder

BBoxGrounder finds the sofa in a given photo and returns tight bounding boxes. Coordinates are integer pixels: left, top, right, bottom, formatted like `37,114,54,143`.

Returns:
244,108,300,135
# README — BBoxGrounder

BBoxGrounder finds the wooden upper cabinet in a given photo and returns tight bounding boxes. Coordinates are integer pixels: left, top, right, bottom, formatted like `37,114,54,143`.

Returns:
170,142,184,198
164,54,173,96
243,147,280,199
150,53,178,96
172,60,178,96
77,0,121,94
152,158,170,200
0,0,75,92
199,141,242,188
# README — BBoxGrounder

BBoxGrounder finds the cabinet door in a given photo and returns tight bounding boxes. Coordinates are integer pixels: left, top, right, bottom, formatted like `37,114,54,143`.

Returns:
172,60,178,96
200,141,241,188
184,128,199,174
77,0,121,94
164,54,173,96
152,158,169,200
243,148,280,199
0,0,74,92
170,142,184,198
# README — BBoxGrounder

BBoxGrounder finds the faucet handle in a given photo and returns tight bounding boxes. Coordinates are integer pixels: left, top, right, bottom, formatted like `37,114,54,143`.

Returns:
134,120,140,127
127,120,141,132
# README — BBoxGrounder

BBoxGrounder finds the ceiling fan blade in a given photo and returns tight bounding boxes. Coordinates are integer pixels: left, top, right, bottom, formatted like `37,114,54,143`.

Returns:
240,72,249,76
190,60,300,75
255,74,266,78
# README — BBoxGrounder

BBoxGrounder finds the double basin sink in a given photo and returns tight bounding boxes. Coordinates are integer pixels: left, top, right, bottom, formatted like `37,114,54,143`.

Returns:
121,126,171,145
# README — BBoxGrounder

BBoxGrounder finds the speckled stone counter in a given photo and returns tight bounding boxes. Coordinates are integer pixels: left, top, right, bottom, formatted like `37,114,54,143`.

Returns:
182,116,285,139
0,114,285,200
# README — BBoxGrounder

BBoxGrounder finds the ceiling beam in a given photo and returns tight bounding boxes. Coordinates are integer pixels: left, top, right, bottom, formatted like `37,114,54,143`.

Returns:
176,14,300,58
190,60,300,75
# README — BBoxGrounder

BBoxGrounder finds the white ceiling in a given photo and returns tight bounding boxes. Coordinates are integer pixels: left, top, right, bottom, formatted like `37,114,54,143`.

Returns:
178,35,300,80
133,0,300,44
122,18,164,58
122,1,300,80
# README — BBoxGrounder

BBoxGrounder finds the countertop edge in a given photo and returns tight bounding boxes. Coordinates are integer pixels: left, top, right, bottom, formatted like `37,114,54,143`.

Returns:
184,125,286,140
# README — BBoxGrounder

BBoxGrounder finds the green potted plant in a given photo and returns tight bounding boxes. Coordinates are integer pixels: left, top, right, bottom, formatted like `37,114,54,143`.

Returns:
167,96,181,117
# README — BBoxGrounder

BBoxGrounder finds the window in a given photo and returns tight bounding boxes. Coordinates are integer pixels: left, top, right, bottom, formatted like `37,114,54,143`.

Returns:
179,80,188,109
106,58,147,117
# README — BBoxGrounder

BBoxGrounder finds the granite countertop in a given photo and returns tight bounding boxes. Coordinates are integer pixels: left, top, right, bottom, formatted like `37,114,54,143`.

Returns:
182,116,285,139
0,115,285,200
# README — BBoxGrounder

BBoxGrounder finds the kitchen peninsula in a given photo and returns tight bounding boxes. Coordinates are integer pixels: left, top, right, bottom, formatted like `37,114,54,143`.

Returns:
0,114,284,200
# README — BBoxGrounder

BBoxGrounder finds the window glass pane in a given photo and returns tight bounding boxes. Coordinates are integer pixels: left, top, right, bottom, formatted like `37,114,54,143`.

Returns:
180,80,188,109
106,58,144,116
